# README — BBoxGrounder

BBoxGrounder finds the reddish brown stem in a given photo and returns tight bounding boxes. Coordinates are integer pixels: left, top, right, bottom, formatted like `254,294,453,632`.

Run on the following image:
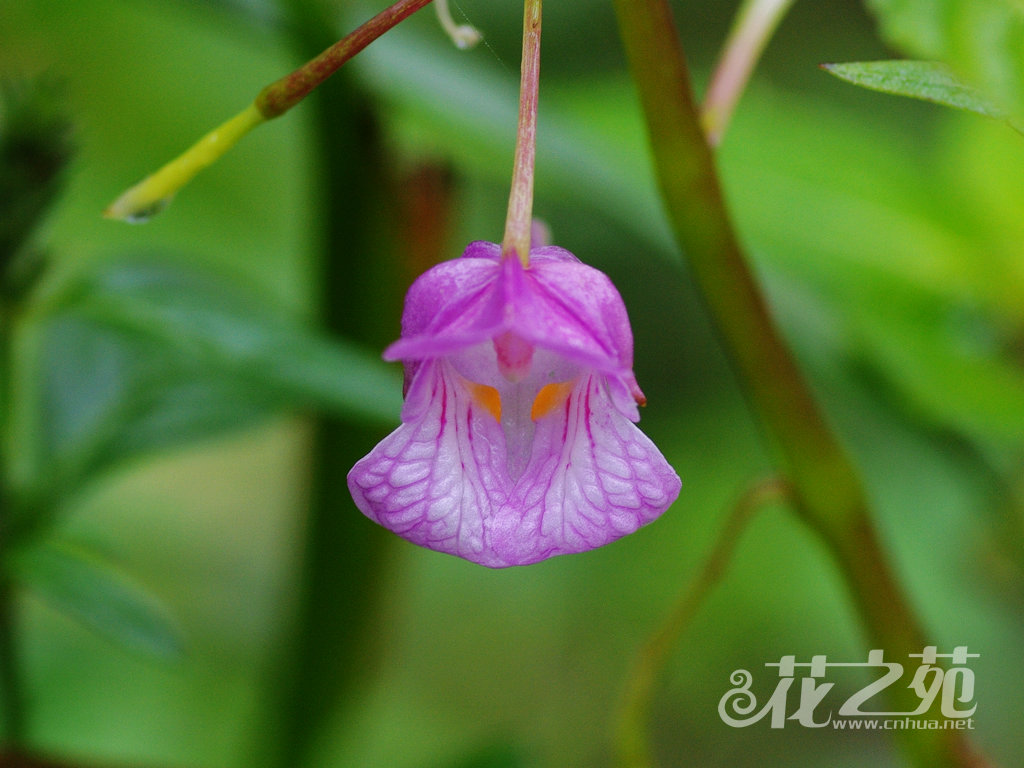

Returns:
256,0,435,118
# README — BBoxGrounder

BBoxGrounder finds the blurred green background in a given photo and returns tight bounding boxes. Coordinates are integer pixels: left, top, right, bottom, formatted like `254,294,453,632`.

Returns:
1,0,1021,767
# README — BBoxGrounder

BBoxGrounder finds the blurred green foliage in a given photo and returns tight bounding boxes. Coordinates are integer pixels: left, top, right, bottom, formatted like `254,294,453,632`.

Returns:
0,77,73,278
0,1,1021,767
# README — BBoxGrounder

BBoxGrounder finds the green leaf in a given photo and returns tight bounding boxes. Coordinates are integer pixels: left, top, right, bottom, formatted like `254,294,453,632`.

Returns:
865,0,1024,119
821,60,1007,119
14,309,286,521
38,311,285,477
14,256,401,523
8,539,183,659
72,258,402,425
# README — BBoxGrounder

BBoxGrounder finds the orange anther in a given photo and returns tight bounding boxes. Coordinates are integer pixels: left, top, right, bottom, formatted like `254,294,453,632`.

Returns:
468,382,502,422
531,381,575,421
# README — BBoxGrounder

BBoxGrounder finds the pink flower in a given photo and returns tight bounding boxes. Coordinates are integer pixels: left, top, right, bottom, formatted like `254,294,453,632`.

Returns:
348,241,680,567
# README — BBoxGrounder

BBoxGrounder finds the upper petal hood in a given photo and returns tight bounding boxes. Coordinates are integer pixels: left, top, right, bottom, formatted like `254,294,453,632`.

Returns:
385,241,637,377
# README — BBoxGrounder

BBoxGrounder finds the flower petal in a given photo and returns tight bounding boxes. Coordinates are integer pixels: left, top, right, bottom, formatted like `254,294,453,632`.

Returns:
347,360,513,566
489,375,680,566
353,241,680,568
384,245,503,362
384,242,637,378
349,365,679,567
508,247,637,375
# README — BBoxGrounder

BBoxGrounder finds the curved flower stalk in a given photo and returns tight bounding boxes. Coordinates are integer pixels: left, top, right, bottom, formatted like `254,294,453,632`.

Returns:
104,0,437,222
348,241,680,567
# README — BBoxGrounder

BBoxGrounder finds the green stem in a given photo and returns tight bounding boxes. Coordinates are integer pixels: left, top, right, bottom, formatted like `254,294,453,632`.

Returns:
611,2,984,767
0,304,25,750
106,0,436,222
501,0,543,266
253,2,395,766
0,572,25,750
614,477,788,768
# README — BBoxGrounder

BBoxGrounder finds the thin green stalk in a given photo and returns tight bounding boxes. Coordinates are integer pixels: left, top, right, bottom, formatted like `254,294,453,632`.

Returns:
614,477,789,768
105,0,436,222
611,1,984,766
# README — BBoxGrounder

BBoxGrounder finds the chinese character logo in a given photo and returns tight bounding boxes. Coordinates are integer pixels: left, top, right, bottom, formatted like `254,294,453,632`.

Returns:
718,647,978,730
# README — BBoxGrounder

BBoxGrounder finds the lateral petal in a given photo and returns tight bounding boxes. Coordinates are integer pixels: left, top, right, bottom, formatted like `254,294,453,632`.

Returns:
489,375,680,566
347,361,513,566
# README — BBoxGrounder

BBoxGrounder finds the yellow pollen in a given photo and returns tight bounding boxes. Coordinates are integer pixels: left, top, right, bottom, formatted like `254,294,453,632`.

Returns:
531,381,575,421
469,382,502,422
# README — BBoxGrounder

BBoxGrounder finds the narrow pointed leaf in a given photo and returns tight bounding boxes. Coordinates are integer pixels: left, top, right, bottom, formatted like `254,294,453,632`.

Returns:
822,60,1006,118
865,0,1024,120
8,540,183,659
73,259,402,425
